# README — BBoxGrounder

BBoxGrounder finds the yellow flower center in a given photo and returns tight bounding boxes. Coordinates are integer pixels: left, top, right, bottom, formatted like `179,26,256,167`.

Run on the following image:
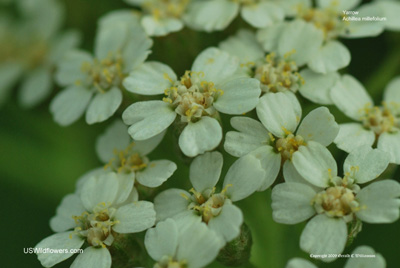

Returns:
272,132,306,162
254,52,304,94
163,71,223,123
156,256,188,268
104,143,148,174
79,53,125,93
144,0,189,20
361,104,398,136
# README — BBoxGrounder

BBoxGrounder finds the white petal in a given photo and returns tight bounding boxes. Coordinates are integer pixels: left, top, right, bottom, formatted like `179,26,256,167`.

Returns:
80,173,120,211
215,77,261,114
122,100,176,140
299,69,338,105
334,123,375,153
317,0,361,10
50,86,93,126
223,151,266,201
256,92,301,138
95,21,128,59
49,30,81,63
330,75,373,121
286,258,317,268
344,146,390,184
241,2,284,28
300,215,347,263
178,117,222,157
208,202,243,242
85,87,122,124
271,182,316,224
356,180,400,223
278,20,324,66
191,47,239,84
377,1,400,31
50,194,86,233
344,246,386,268
19,68,52,108
177,222,224,268
384,76,400,115
154,189,190,222
292,141,336,188
71,247,111,268
75,168,107,194
96,120,130,163
136,160,177,188
113,201,156,233
141,16,183,36
55,50,93,87
123,61,177,95
113,173,135,205
224,116,269,157
297,106,339,146
283,161,322,191
308,41,351,74
36,232,84,268
144,219,178,261
190,152,223,193
256,23,285,52
250,146,282,191
219,29,264,64
183,0,239,32
378,131,400,164
132,130,166,156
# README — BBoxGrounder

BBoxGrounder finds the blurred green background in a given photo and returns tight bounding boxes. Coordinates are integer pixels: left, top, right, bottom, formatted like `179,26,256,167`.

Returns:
1,0,400,267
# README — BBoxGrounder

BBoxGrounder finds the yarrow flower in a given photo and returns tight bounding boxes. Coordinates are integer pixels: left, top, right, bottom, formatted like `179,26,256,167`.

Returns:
125,0,191,36
122,47,261,157
224,92,339,191
154,151,265,242
183,0,291,32
257,0,388,74
145,219,224,268
0,0,80,108
286,246,386,268
271,145,400,262
220,29,339,104
331,75,400,164
93,120,177,188
50,11,152,126
36,172,156,268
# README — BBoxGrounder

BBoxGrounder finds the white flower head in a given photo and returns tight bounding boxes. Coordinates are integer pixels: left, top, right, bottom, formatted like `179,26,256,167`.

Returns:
220,28,339,104
286,245,386,268
145,219,224,268
0,0,81,108
51,11,152,126
183,0,290,32
224,92,339,191
122,47,261,157
153,151,266,242
125,0,190,36
257,0,386,74
272,145,400,262
95,120,177,188
331,75,400,164
36,172,156,268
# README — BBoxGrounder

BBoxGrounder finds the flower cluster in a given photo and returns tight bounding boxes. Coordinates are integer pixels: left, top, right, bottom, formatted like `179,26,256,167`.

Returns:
1,0,396,267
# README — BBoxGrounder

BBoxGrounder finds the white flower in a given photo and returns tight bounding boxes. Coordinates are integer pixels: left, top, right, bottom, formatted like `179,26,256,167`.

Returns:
50,11,152,126
224,92,339,191
122,47,261,157
183,0,290,32
373,0,400,31
95,119,177,188
331,75,400,164
0,0,81,108
125,0,190,36
36,172,156,268
145,219,224,268
271,145,400,262
257,0,385,74
153,151,266,242
286,246,386,268
220,28,339,104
